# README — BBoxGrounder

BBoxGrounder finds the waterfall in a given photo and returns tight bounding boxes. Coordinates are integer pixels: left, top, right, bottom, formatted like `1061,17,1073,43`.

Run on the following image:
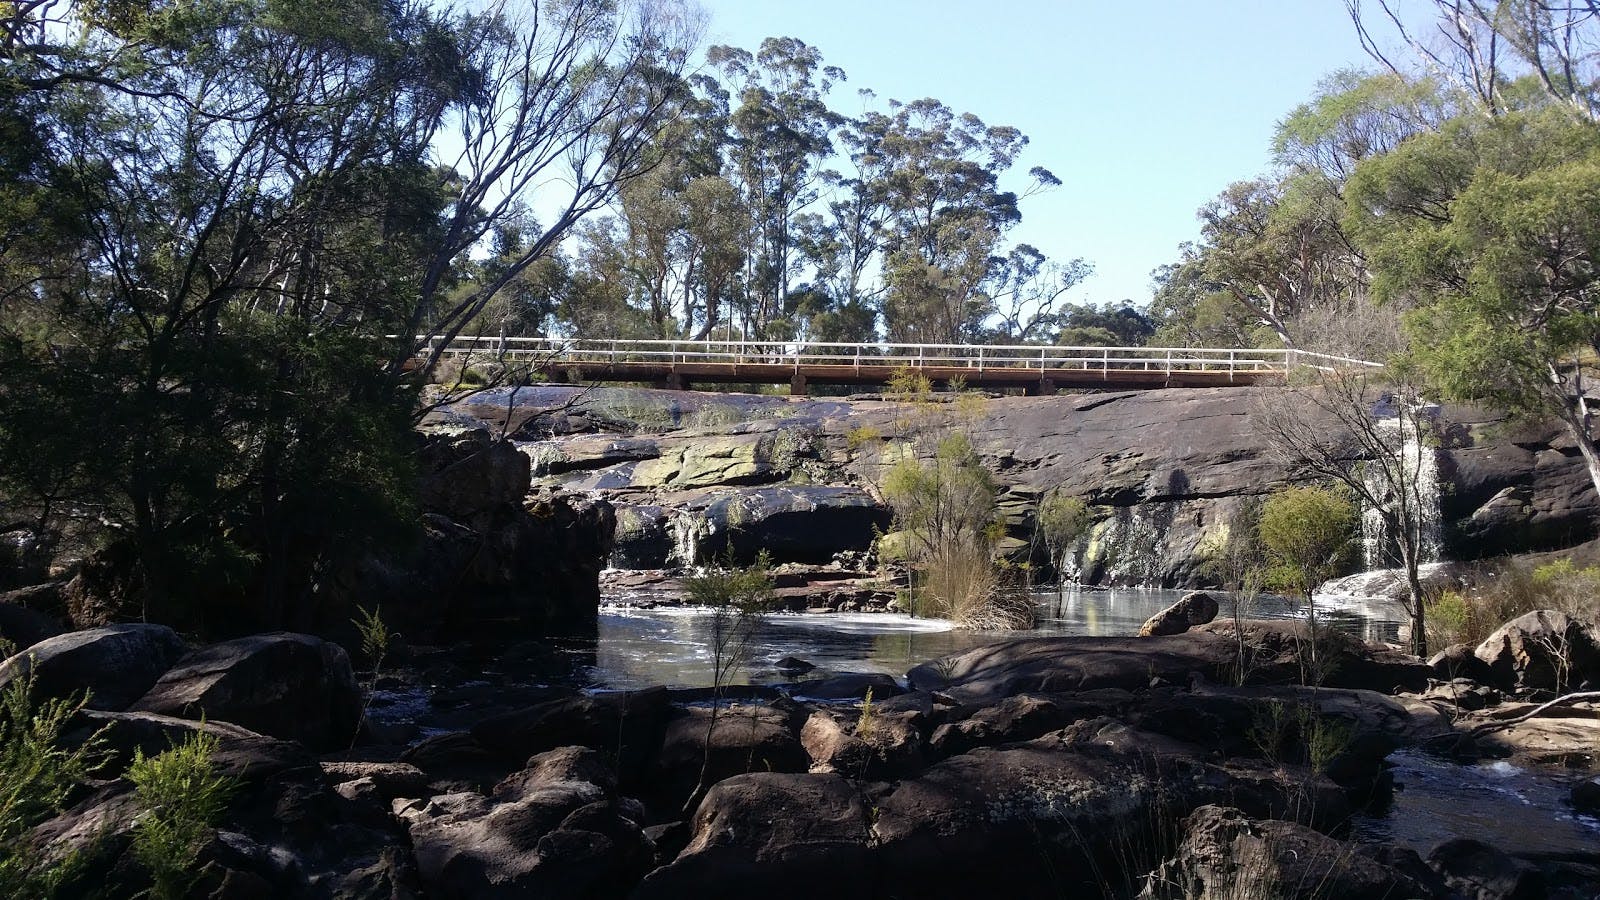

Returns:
667,512,707,568
1361,410,1443,569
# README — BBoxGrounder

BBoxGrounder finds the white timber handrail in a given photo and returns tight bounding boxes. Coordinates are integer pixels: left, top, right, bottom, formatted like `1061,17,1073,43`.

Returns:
410,336,1382,376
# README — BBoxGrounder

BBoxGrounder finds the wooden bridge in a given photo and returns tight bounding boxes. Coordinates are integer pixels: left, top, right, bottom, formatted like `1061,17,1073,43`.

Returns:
421,337,1379,394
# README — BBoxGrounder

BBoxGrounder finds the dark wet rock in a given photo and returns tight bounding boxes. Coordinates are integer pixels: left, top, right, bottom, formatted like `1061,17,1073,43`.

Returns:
632,773,873,900
1142,805,1443,900
67,710,314,782
1474,609,1600,692
800,707,925,779
1574,776,1600,815
614,485,892,567
790,672,904,701
609,503,675,568
0,623,187,710
1427,837,1545,900
0,593,65,649
132,632,362,752
469,687,672,786
646,703,808,816
774,655,816,675
417,428,533,520
929,691,1127,757
1139,590,1220,637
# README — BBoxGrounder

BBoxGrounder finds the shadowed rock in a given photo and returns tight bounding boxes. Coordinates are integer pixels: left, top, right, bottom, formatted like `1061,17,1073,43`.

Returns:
132,632,362,752
0,623,187,711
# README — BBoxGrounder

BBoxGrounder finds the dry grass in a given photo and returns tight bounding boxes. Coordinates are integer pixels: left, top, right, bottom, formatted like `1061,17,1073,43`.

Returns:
1428,558,1600,648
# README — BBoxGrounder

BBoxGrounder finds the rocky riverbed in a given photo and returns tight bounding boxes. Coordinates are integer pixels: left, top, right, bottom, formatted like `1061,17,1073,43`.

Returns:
1,610,1597,898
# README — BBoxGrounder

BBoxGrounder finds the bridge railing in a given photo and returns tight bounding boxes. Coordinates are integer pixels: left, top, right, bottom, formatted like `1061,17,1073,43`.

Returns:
419,336,1380,376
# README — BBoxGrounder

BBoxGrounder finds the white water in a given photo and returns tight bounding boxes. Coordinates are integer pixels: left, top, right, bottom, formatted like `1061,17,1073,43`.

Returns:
1361,413,1444,570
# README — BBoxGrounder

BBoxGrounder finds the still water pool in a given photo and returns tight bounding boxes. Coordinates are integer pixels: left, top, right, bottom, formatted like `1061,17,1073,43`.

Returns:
583,586,1407,690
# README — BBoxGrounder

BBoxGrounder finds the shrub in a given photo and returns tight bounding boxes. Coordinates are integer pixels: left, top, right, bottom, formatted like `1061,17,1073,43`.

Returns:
128,731,238,900
0,671,107,892
1424,590,1474,648
1258,486,1358,599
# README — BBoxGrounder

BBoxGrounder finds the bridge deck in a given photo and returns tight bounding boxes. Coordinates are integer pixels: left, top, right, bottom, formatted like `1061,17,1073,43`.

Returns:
419,337,1375,394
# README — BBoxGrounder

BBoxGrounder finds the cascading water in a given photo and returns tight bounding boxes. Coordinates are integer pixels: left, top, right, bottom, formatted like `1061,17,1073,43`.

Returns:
1361,408,1444,569
667,512,707,568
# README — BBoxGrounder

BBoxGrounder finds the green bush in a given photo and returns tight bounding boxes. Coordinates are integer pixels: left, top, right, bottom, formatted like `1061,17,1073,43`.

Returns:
0,670,106,893
128,731,238,900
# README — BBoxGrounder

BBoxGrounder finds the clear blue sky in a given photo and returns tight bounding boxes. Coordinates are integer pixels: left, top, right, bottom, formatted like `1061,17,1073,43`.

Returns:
695,1,1387,308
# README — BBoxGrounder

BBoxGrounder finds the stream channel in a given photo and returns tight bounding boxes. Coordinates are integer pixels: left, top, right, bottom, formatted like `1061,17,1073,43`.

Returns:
369,585,1599,859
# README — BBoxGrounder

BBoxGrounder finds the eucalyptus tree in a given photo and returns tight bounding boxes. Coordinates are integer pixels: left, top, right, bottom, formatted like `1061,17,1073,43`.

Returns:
704,37,844,338
874,97,1058,343
0,0,697,629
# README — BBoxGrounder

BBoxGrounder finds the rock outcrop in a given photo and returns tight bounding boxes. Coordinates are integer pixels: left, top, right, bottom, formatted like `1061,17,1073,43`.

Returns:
435,385,1599,589
0,623,187,710
131,632,362,752
1472,609,1600,692
338,427,615,635
1139,589,1221,636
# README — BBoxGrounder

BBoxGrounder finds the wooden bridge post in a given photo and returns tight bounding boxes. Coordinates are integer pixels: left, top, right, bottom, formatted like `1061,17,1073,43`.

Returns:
789,373,808,397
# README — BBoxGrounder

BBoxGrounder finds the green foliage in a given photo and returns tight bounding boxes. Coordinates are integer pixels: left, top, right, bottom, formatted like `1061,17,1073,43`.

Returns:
845,423,882,452
855,687,877,742
685,549,778,617
0,672,106,893
352,605,393,671
128,730,238,900
1424,590,1475,649
1036,489,1090,580
1258,486,1357,599
1344,106,1600,497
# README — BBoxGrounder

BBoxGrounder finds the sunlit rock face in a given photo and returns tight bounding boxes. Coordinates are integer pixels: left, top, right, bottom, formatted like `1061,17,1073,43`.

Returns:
432,385,1599,589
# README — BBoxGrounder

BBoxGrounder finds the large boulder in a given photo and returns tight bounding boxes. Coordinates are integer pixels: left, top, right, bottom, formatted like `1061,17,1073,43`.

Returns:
646,703,808,816
0,623,187,710
470,687,673,787
131,632,362,752
1139,590,1221,637
400,746,652,899
417,428,533,521
906,626,1429,702
632,772,873,900
67,710,315,782
1473,609,1600,692
870,744,1173,898
335,428,617,636
0,592,65,649
1143,805,1442,900
1426,837,1544,900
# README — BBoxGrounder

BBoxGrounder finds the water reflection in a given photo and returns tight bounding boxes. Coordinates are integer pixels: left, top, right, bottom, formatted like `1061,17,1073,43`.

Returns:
584,587,1408,690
